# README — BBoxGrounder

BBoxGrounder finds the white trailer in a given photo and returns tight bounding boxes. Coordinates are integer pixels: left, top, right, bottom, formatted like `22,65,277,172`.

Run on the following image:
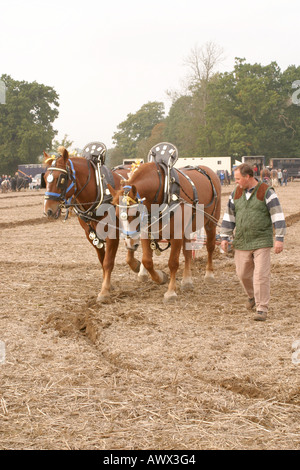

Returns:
241,156,265,171
174,156,232,174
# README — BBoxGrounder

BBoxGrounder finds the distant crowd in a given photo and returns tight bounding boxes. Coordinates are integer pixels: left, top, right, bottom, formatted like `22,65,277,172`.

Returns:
217,165,289,187
0,172,39,192
0,164,291,194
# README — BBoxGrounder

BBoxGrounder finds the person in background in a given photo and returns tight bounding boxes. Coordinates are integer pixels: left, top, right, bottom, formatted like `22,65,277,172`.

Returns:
219,170,225,185
220,163,286,321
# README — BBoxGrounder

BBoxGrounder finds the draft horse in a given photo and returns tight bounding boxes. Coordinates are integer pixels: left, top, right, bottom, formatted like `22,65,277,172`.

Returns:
109,144,221,301
43,145,140,302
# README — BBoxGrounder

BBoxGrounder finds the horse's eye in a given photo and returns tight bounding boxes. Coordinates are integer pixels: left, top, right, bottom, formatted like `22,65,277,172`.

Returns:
47,174,54,183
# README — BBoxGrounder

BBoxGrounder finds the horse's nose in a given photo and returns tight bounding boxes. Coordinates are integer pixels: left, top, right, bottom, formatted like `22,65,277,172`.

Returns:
47,208,53,217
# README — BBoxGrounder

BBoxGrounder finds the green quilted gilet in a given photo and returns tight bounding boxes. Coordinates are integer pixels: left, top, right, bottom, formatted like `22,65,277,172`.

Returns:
233,182,273,250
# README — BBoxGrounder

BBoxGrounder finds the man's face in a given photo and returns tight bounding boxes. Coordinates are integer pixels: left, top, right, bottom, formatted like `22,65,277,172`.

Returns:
234,170,250,189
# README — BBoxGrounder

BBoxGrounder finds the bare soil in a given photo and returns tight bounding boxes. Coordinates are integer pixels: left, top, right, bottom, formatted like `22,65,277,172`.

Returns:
0,183,300,450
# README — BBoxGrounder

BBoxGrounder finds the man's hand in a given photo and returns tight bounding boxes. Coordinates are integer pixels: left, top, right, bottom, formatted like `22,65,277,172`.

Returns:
274,240,284,254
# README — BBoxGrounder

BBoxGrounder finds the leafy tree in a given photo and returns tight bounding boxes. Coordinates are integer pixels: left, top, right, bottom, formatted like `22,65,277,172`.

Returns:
197,59,300,159
164,42,224,158
164,95,198,156
0,75,59,173
106,146,125,168
112,101,165,159
51,134,74,153
278,65,300,156
136,122,166,160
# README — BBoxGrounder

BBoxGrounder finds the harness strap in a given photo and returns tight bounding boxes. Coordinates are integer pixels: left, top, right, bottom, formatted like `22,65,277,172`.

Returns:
153,162,162,203
176,168,198,205
66,159,76,193
44,165,70,200
179,166,218,209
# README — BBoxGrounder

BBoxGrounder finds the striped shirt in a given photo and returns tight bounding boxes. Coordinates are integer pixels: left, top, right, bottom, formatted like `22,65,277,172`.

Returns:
220,186,286,241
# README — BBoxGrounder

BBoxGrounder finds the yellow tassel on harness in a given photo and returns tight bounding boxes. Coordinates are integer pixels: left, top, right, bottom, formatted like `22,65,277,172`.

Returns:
122,195,138,206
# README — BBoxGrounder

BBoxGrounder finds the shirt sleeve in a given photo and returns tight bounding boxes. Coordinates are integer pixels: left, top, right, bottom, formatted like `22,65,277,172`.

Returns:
220,187,286,242
220,191,236,240
265,188,286,241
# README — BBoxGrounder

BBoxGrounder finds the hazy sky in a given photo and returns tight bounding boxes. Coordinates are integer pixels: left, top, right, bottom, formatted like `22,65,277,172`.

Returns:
1,0,299,150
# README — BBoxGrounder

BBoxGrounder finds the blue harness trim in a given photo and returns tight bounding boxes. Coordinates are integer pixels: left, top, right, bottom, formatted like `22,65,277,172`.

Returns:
66,159,76,194
45,159,76,201
45,191,61,198
123,184,142,202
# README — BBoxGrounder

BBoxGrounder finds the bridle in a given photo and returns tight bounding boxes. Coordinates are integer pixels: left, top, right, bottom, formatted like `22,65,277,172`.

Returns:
117,185,147,239
44,158,76,204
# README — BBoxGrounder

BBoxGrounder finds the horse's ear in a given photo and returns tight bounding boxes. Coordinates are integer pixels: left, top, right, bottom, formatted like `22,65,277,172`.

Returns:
57,146,69,163
43,151,55,166
107,183,117,197
131,185,137,198
43,151,50,163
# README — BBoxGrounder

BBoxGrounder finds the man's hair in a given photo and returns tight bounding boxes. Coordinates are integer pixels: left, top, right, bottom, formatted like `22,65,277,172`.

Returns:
235,163,254,177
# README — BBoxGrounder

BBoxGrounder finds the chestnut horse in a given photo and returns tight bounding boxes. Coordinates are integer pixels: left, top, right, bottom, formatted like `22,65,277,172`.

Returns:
43,146,140,302
109,161,221,301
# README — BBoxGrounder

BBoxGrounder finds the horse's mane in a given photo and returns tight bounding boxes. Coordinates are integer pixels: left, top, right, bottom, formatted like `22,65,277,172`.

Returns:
126,161,155,185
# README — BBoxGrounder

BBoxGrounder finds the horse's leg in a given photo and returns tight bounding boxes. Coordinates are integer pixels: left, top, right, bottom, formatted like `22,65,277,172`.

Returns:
204,222,216,280
81,220,106,266
97,238,119,302
125,245,150,281
164,238,182,302
140,239,168,285
137,261,149,282
181,237,194,291
126,248,141,273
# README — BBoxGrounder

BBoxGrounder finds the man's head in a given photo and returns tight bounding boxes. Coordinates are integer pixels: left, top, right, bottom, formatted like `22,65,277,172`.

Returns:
234,163,256,189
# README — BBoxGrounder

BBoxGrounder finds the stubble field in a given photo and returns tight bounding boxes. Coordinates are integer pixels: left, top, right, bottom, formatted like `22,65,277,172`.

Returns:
0,182,300,450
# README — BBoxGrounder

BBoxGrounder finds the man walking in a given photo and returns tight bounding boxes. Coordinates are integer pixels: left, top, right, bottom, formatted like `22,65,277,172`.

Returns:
220,163,286,321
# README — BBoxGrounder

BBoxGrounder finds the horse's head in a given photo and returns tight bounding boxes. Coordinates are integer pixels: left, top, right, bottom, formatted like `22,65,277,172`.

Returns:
43,146,72,219
109,181,146,251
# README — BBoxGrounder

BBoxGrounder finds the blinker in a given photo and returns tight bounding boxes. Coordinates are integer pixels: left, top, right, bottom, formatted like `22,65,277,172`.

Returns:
57,174,67,189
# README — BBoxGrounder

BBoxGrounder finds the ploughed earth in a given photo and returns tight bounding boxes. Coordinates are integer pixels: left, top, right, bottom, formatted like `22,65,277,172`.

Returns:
0,182,300,450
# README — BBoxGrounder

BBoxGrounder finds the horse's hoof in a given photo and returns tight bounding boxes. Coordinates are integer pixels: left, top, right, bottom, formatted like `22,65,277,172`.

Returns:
157,270,168,285
181,280,194,291
132,260,141,274
138,263,149,282
96,293,110,303
164,291,177,303
204,272,215,283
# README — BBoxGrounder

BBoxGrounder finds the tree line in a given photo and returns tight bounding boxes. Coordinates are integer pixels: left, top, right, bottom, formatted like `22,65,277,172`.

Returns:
109,51,300,166
1,44,300,173
0,74,59,174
